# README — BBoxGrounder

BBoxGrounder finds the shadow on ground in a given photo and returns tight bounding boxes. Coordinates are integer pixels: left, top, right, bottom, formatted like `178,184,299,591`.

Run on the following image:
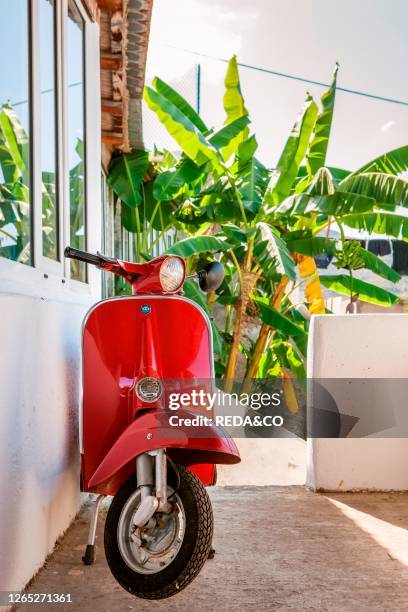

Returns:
16,487,408,612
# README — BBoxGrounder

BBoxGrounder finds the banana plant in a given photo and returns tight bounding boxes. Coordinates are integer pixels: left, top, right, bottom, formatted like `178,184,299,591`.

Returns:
0,104,31,263
109,56,408,388
0,103,59,264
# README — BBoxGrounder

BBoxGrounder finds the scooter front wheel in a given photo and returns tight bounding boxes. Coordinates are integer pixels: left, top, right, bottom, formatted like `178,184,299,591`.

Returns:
104,465,213,599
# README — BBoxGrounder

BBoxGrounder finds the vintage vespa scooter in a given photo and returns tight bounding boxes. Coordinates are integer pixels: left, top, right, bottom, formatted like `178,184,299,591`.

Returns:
64,246,240,600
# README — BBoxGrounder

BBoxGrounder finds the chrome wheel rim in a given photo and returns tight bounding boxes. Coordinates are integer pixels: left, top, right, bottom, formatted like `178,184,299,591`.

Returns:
117,489,185,575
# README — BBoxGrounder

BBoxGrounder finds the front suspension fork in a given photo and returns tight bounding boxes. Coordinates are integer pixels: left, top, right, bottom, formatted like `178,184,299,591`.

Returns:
133,449,172,527
136,450,215,559
82,449,174,565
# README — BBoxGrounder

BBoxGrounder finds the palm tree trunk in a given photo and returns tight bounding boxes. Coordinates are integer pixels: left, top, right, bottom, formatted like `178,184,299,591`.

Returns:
241,277,289,393
224,240,255,391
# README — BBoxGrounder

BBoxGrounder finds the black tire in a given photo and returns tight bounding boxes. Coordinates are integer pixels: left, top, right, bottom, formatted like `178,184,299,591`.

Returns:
104,465,213,599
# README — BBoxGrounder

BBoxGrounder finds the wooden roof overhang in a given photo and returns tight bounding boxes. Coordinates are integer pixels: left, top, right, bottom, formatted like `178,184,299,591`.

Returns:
83,0,153,166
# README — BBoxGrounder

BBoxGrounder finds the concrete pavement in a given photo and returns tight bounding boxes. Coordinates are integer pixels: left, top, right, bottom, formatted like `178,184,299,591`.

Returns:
16,487,408,611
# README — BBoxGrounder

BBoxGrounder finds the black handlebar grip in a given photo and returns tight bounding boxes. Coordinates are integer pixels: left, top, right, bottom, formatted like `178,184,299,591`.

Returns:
64,246,101,266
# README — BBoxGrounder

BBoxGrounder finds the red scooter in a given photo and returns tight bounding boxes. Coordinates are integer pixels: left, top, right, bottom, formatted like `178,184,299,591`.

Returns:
65,247,240,600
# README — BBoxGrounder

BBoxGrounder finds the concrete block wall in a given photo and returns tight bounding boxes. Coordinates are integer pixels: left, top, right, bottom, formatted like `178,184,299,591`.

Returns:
307,314,408,491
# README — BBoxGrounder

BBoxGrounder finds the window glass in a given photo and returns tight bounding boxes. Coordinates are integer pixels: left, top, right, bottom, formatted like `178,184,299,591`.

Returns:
67,1,86,281
40,0,58,259
0,1,31,264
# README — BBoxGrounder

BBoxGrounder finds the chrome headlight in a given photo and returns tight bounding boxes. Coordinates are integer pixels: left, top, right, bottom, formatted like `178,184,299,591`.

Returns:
159,257,185,292
135,377,163,403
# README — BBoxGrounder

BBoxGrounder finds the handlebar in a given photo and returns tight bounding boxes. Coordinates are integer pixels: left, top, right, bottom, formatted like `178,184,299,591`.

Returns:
65,246,223,294
64,246,103,266
64,246,120,270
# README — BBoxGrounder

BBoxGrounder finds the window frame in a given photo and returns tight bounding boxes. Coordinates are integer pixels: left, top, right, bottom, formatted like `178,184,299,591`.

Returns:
30,0,61,275
0,1,33,266
63,0,88,283
0,0,101,298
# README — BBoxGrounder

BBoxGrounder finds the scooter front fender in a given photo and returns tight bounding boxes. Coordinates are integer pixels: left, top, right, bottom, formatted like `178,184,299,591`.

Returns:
87,409,240,493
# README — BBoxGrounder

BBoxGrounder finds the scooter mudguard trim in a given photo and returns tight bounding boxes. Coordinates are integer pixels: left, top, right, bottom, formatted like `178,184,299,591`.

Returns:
87,408,240,493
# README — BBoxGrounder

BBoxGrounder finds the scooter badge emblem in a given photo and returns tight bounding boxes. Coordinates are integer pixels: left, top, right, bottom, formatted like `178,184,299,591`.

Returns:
141,304,151,314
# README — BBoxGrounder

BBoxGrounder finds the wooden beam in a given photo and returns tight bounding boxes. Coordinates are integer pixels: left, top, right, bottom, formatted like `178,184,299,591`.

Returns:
97,0,122,10
101,99,123,115
102,130,124,145
100,52,122,71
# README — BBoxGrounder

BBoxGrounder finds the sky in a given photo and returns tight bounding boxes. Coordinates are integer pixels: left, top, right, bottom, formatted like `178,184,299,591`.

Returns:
143,0,408,171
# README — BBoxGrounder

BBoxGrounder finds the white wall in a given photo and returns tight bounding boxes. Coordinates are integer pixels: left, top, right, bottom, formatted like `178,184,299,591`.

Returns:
0,276,94,593
216,396,306,486
217,438,306,486
307,314,408,491
0,11,101,592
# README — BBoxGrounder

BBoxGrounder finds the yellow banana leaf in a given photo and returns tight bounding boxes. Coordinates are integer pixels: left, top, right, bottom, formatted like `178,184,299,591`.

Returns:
298,255,325,314
282,368,299,415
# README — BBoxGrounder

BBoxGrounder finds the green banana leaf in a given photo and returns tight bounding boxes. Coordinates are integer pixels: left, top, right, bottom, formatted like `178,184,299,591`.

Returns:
0,197,29,225
340,172,408,208
286,236,337,256
239,161,263,207
222,223,253,245
254,298,308,342
307,63,338,176
0,105,31,262
358,247,401,283
236,139,269,210
235,135,259,171
320,274,399,306
153,77,209,134
259,340,306,380
153,157,205,201
108,150,149,208
353,145,408,175
306,167,336,196
223,55,248,123
153,171,185,201
144,86,221,171
255,222,296,280
297,165,350,181
0,104,29,183
209,114,250,151
276,190,375,216
165,235,231,257
328,167,351,181
121,201,140,233
143,181,174,230
264,93,318,205
222,56,249,160
285,236,399,283
217,295,238,305
342,211,408,239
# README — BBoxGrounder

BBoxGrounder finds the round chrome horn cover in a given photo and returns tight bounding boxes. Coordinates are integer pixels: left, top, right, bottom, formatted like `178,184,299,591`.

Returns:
135,377,163,403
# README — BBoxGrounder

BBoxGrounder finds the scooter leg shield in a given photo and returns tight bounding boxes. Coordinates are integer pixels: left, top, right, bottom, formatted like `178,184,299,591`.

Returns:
87,409,240,493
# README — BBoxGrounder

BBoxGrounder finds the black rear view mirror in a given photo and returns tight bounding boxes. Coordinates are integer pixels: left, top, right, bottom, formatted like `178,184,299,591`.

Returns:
198,261,224,293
